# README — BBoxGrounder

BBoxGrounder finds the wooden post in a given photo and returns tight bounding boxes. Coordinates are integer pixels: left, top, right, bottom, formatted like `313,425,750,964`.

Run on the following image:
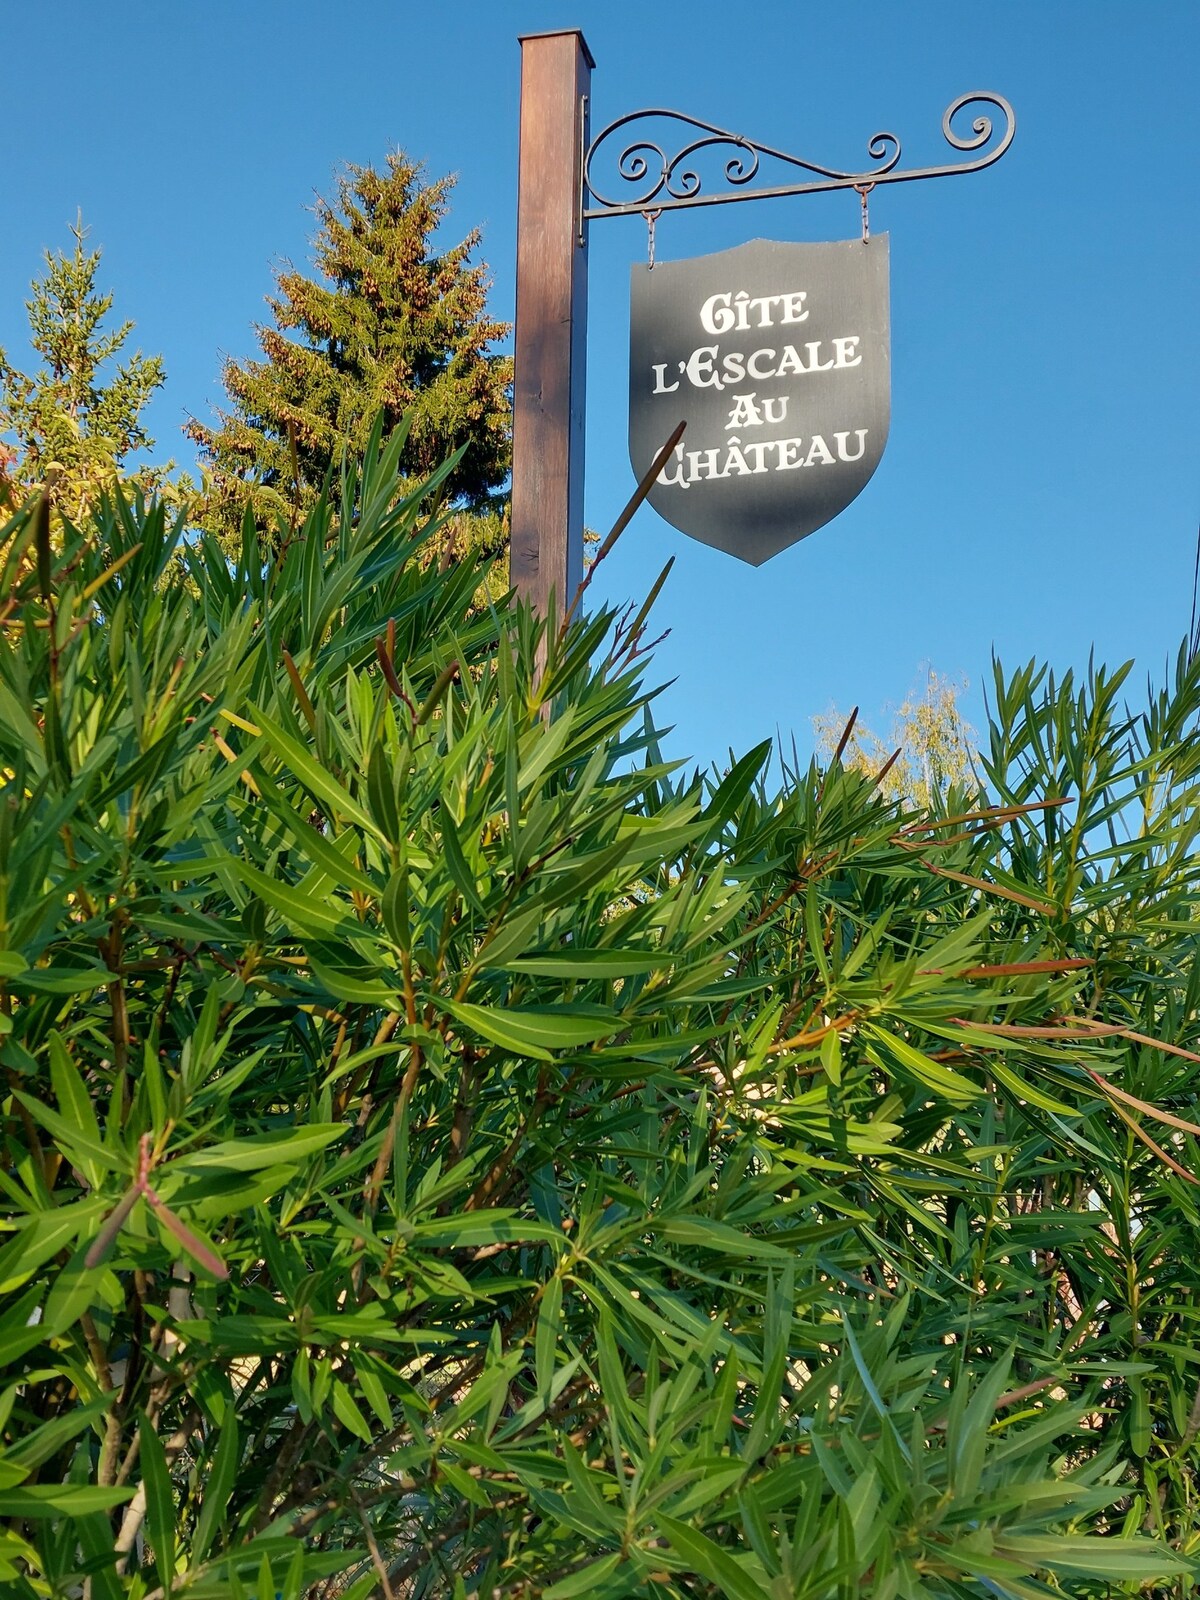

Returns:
510,29,593,616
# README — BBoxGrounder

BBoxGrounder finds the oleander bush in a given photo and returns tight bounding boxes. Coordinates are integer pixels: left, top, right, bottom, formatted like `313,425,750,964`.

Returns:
2,426,1200,1598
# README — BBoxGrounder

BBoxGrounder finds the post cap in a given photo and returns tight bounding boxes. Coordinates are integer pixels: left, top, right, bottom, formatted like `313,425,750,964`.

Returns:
517,28,595,68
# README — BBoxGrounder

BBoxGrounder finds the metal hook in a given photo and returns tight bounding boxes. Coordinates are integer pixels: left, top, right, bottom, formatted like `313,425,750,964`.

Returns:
854,182,875,242
643,207,662,269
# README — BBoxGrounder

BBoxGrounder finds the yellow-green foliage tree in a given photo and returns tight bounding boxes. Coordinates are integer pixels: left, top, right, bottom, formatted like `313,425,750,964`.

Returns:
814,667,976,809
0,218,175,522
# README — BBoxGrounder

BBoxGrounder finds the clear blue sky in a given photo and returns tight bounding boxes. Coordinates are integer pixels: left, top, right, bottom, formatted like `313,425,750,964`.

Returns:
2,2,1196,769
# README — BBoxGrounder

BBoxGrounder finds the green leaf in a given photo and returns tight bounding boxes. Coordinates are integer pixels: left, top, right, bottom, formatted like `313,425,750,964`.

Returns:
193,1411,240,1562
438,999,618,1060
254,782,377,894
234,859,365,938
48,1032,105,1187
307,951,402,1007
0,1483,133,1516
140,1410,176,1589
250,703,383,839
0,1197,107,1294
74,1507,127,1600
535,1275,562,1399
6,1393,114,1471
657,1513,766,1600
543,1553,626,1597
499,948,668,978
331,1382,373,1442
996,1534,1192,1579
13,1094,126,1178
657,1216,793,1261
177,1125,344,1172
864,1026,978,1106
411,1212,562,1250
950,1349,1012,1500
10,961,110,994
561,1440,618,1532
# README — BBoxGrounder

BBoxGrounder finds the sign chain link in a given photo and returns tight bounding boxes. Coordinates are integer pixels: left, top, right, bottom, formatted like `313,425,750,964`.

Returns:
854,182,875,243
643,207,662,270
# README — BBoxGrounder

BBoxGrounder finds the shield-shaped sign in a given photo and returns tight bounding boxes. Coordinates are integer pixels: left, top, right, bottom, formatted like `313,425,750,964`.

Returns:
629,236,890,565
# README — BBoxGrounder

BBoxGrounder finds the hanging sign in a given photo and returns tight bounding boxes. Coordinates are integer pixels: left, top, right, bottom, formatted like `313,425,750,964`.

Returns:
629,236,890,565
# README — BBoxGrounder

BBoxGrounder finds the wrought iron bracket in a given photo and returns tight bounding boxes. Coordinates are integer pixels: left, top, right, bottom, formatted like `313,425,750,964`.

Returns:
580,92,1015,234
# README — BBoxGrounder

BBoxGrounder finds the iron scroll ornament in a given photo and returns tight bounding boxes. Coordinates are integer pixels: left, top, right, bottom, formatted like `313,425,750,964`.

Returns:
581,92,1015,224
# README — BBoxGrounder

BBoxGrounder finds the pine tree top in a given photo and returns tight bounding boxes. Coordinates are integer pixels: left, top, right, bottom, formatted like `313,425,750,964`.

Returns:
187,153,513,553
0,215,170,519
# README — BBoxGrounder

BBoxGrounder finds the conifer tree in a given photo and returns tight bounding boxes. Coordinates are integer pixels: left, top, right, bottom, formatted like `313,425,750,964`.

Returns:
0,217,170,520
187,153,513,562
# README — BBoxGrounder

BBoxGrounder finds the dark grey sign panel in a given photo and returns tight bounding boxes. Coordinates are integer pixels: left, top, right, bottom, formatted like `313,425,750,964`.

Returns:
629,236,890,565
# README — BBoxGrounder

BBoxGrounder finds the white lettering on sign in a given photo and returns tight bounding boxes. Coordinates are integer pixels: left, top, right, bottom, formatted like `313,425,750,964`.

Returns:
724,393,792,429
641,257,883,507
699,288,811,334
684,346,721,388
658,430,869,488
657,337,862,396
